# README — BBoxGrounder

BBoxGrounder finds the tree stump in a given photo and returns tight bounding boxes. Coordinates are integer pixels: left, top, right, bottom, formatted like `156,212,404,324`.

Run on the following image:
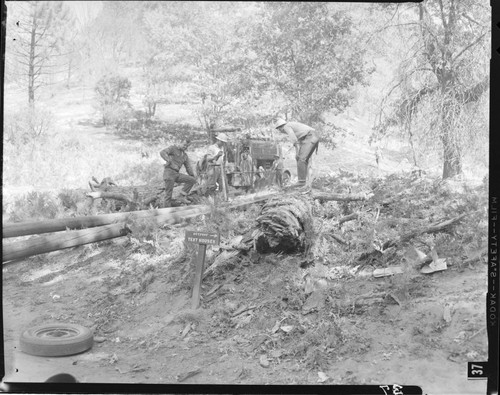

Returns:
253,195,313,253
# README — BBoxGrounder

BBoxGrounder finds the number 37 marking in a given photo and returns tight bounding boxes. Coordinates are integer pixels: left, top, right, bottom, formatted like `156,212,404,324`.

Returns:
470,364,483,375
380,384,404,395
467,362,488,379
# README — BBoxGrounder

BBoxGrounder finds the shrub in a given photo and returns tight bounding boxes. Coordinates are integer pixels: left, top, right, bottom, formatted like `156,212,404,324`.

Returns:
57,189,95,216
4,105,54,147
94,74,132,126
8,191,63,222
102,102,134,127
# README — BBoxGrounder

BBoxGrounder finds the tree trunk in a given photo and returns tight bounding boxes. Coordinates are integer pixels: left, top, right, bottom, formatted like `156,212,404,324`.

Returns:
3,205,200,238
312,192,372,202
441,100,462,179
3,223,130,262
28,14,36,104
66,58,72,89
442,132,462,179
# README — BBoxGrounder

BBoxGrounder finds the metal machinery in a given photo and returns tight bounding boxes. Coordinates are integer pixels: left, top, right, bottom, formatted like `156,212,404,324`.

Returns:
225,137,291,189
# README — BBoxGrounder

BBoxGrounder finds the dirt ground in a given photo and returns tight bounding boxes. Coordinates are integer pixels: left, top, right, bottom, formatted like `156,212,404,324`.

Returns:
2,86,490,394
2,233,488,393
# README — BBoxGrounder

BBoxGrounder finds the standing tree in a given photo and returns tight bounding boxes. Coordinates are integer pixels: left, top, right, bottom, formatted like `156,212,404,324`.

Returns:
140,2,196,119
6,1,74,104
373,0,489,179
250,2,370,125
141,2,260,133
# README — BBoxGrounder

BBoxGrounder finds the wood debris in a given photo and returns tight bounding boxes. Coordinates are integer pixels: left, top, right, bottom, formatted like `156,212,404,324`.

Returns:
176,368,201,382
259,355,270,368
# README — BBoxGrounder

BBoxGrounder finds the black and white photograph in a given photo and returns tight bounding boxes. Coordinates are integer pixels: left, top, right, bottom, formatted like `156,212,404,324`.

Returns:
1,1,493,393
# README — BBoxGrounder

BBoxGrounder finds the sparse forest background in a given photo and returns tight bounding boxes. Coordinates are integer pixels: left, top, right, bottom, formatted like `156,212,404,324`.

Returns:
3,0,489,190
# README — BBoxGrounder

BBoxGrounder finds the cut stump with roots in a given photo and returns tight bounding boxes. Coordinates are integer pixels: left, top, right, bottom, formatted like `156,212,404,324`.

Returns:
253,195,314,253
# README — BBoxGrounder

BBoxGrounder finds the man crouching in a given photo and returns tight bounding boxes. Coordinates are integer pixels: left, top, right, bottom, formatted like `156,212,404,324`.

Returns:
160,139,196,207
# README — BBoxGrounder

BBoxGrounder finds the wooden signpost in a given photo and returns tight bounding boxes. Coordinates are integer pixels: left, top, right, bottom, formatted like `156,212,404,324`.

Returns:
185,230,220,309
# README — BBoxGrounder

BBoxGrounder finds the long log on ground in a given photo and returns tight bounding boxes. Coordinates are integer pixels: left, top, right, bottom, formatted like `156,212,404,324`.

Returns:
3,190,278,239
312,192,372,202
3,191,279,262
3,223,131,262
3,207,212,262
3,205,204,238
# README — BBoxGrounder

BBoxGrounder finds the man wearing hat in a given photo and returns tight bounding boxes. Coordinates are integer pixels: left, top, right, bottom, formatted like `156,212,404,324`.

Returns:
160,139,196,207
205,133,229,191
275,119,319,188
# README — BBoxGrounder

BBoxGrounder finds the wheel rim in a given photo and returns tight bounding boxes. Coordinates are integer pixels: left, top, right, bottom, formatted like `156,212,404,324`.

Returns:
33,327,80,339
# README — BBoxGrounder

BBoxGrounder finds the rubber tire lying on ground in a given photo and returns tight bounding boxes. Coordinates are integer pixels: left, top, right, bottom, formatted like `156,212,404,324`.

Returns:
20,323,93,357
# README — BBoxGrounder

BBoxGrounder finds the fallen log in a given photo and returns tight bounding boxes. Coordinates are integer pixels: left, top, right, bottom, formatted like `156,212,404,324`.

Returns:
4,190,278,239
2,208,211,263
3,191,280,262
312,192,372,202
3,205,203,238
3,223,131,262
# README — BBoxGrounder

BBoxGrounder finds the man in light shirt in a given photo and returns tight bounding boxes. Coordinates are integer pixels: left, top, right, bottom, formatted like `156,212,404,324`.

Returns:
205,133,229,191
160,139,196,207
275,119,319,188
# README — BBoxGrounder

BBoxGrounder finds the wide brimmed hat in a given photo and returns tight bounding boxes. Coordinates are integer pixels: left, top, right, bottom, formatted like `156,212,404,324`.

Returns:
216,132,229,142
274,119,287,129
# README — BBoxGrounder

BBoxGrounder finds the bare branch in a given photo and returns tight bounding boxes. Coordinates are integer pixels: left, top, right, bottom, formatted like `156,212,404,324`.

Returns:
438,0,447,30
461,13,483,27
455,79,489,104
452,32,487,63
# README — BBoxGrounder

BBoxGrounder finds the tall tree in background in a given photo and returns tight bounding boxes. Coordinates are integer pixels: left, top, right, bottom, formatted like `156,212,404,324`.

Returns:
141,2,260,130
375,0,489,179
140,2,195,119
6,1,74,104
91,2,146,67
250,2,370,125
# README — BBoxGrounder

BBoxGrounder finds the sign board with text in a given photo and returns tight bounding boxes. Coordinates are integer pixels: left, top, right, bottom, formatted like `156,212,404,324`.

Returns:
185,230,220,309
185,231,220,246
